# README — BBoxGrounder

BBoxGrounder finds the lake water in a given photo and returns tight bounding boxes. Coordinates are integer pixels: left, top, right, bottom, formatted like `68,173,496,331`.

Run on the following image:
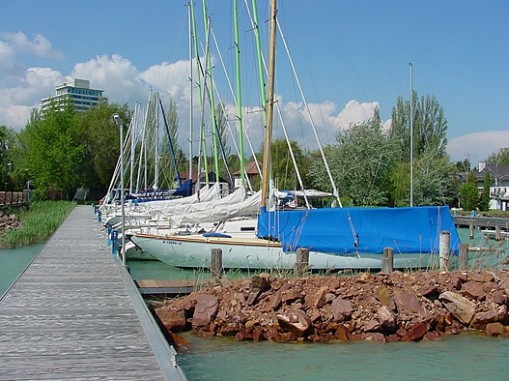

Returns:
2,228,507,381
0,244,44,298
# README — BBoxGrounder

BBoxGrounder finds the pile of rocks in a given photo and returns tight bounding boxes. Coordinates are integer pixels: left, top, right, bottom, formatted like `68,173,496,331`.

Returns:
154,270,509,347
0,210,20,232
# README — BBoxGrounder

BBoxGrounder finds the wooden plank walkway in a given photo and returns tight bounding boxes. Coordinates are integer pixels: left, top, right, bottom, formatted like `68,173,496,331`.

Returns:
0,206,187,381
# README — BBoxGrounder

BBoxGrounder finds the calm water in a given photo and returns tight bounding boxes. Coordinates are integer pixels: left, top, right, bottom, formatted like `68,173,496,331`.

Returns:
2,229,508,381
0,244,44,298
178,334,509,381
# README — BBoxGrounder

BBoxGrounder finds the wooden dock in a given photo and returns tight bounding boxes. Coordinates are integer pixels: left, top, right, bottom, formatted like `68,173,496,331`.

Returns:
0,206,187,381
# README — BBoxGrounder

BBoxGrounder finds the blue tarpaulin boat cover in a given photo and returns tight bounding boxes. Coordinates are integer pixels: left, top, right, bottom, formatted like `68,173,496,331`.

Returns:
257,206,460,255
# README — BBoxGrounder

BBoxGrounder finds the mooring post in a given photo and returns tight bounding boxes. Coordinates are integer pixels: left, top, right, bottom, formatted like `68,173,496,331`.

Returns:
294,248,310,277
495,225,502,241
459,243,469,271
469,220,474,239
381,247,394,274
210,248,223,279
439,230,450,271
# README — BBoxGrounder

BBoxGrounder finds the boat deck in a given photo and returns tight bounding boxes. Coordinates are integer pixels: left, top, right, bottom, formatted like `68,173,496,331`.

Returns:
0,205,187,381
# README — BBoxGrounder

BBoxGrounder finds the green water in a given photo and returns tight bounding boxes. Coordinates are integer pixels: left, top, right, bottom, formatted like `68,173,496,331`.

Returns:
178,334,509,381
0,244,44,298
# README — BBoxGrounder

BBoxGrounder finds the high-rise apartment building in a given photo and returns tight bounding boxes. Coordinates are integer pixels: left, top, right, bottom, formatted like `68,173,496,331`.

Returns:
40,79,107,114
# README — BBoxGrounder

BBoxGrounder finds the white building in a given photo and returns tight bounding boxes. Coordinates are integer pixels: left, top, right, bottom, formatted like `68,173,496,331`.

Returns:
40,79,107,115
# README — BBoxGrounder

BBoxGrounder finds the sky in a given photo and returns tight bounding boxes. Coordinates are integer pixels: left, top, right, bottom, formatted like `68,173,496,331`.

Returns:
1,0,508,165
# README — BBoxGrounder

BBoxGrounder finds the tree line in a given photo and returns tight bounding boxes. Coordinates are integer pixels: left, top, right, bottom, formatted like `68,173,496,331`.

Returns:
0,92,506,211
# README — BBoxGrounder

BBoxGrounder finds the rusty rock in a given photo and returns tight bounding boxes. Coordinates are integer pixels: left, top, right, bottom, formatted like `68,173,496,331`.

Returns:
277,309,312,337
331,297,354,322
439,291,475,325
192,294,219,327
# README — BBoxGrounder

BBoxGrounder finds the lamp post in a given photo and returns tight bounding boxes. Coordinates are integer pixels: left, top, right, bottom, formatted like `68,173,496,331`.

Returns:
113,113,126,266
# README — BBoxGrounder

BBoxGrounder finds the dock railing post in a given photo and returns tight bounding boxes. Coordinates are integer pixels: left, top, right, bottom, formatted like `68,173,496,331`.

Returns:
210,248,223,280
294,248,310,277
459,243,469,271
382,247,394,274
439,231,450,271
469,220,474,239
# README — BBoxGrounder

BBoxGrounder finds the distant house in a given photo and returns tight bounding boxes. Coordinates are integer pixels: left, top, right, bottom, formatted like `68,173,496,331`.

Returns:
233,161,261,190
476,162,509,210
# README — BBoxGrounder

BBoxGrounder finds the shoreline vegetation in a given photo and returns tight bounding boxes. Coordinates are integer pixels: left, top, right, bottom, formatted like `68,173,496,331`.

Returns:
0,201,76,249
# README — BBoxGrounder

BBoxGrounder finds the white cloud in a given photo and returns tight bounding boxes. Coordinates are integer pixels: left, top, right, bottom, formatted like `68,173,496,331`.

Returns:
332,99,379,130
0,32,64,59
0,67,64,129
447,131,509,163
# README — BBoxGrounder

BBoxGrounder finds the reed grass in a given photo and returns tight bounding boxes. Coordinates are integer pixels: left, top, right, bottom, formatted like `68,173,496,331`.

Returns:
0,201,76,248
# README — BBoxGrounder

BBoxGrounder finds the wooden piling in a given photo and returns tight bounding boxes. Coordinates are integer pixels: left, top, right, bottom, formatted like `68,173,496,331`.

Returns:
495,225,502,241
294,248,310,277
439,231,450,271
469,220,474,239
381,247,394,274
210,248,223,279
459,243,469,271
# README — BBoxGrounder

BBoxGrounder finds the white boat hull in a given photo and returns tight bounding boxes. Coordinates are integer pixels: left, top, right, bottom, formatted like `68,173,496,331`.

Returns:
129,233,436,270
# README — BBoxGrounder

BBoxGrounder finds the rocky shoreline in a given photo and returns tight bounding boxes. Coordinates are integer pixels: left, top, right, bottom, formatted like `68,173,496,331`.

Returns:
154,270,509,348
0,210,20,232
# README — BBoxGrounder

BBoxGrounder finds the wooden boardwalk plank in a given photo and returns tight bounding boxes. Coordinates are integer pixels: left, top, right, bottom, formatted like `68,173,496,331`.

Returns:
0,206,187,381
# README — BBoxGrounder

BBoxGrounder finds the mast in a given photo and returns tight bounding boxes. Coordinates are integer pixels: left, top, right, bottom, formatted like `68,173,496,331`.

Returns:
201,0,220,185
190,0,209,186
261,0,277,209
409,62,414,207
154,92,160,190
188,2,194,186
233,0,245,189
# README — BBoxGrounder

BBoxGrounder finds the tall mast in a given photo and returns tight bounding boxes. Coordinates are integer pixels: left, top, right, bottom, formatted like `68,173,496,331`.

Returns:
188,2,194,185
190,1,209,185
261,0,277,209
201,0,220,184
233,0,245,188
409,62,414,207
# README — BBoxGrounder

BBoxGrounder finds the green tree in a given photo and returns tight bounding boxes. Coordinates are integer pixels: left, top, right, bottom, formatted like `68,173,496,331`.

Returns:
479,171,491,211
19,102,85,199
412,149,456,205
74,102,130,195
458,171,479,211
390,92,448,160
270,138,310,190
308,110,397,206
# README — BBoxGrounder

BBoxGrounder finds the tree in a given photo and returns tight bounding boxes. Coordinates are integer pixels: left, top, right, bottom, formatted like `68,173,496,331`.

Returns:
270,138,310,190
308,110,398,206
479,171,491,211
390,92,448,160
458,171,479,211
411,149,456,205
19,102,85,199
486,147,509,165
74,102,130,195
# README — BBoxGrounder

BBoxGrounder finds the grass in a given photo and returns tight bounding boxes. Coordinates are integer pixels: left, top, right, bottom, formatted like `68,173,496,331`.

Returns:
0,201,76,249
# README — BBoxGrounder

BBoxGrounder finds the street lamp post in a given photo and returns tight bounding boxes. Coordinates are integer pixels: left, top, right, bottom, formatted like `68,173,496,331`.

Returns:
113,113,126,266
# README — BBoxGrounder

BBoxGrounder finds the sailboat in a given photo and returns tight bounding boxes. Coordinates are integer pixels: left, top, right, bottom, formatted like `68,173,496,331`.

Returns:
128,0,460,271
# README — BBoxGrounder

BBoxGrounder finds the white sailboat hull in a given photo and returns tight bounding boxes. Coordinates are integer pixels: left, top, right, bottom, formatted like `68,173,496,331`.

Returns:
129,233,435,270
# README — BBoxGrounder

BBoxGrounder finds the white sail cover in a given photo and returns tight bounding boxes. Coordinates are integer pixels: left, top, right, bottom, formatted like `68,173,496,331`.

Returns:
168,190,261,227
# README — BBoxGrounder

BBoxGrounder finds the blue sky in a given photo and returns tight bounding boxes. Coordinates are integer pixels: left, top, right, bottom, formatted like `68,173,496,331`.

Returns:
1,0,508,164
